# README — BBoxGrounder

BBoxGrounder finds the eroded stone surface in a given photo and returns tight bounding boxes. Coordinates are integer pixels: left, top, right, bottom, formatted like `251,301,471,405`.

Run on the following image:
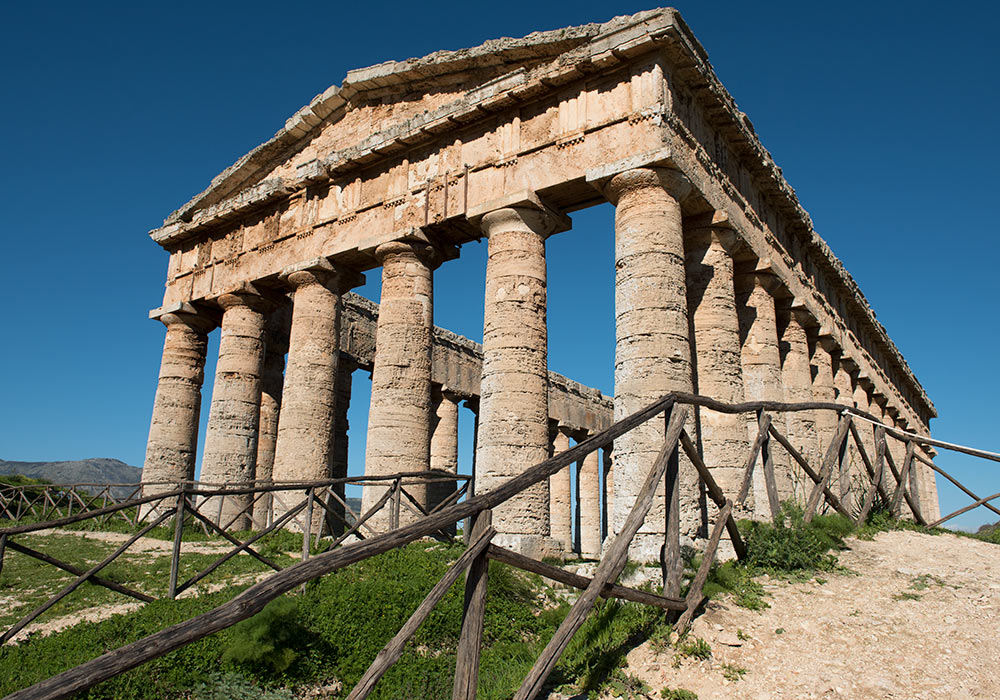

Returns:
475,205,559,558
607,167,699,560
199,292,268,529
363,242,436,529
142,310,212,492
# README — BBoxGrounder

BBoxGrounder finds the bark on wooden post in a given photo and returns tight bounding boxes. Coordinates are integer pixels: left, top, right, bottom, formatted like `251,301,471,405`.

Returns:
452,508,492,700
890,441,916,519
347,527,497,700
662,413,682,598
513,406,689,700
758,411,781,521
804,415,851,523
169,489,187,600
301,488,314,563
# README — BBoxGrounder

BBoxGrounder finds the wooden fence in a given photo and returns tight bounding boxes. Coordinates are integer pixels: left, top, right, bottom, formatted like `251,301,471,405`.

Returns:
1,392,997,700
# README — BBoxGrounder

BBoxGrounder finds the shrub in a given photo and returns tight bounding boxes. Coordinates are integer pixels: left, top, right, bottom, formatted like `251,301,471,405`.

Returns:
742,503,849,572
222,598,308,675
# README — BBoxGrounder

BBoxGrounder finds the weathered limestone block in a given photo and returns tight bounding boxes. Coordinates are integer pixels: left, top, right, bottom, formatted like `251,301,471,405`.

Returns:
363,241,437,528
474,203,562,558
142,307,213,495
606,167,698,561
736,270,793,512
549,428,573,553
579,439,601,559
685,221,748,507
200,290,269,529
778,308,819,501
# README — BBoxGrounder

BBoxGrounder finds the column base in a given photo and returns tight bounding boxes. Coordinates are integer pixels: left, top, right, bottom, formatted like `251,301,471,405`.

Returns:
491,533,563,561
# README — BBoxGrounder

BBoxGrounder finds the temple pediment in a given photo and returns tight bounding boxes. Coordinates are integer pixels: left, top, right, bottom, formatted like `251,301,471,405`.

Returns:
154,8,688,244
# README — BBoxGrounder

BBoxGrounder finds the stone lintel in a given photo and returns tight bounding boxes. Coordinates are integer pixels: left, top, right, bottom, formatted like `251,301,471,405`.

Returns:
584,146,674,190
465,190,571,234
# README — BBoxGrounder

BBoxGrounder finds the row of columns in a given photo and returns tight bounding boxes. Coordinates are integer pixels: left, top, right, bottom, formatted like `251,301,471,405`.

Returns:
144,164,937,555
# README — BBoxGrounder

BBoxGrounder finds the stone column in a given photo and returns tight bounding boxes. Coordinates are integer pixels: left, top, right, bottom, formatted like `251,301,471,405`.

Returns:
852,375,878,504
579,438,602,559
200,289,270,530
736,269,792,511
833,354,857,499
142,305,213,494
474,203,562,558
549,428,573,553
271,260,353,482
778,308,818,502
685,219,748,506
327,357,355,535
810,335,838,465
363,241,437,528
428,386,460,518
252,329,287,529
605,167,697,561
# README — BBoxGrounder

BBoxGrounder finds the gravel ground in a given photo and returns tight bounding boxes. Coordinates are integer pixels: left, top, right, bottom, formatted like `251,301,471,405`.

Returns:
616,530,999,699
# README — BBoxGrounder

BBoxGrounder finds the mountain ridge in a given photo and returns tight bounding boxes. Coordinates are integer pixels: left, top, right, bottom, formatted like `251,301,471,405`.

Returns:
0,458,141,485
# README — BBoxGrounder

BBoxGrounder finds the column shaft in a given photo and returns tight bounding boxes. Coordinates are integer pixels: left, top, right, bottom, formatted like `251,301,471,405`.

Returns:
779,310,819,502
273,269,344,484
810,338,838,474
549,430,572,553
200,292,268,529
475,205,559,557
252,346,284,529
686,225,747,506
607,167,696,561
832,356,856,499
736,272,792,513
363,242,435,528
428,387,460,520
142,312,211,492
579,441,601,558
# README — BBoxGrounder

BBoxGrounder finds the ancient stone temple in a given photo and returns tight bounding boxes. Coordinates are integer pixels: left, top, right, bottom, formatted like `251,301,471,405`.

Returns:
141,8,939,559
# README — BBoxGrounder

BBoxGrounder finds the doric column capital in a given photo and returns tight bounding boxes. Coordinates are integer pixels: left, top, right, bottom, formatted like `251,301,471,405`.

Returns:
837,353,859,375
217,291,269,313
280,257,364,292
431,383,462,404
150,302,215,333
685,210,741,253
467,190,570,240
603,166,691,205
478,204,568,240
374,240,442,268
785,304,816,330
735,269,783,297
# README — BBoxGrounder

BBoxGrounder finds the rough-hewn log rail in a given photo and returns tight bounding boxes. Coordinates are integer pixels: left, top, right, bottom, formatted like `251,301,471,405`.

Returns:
2,392,994,700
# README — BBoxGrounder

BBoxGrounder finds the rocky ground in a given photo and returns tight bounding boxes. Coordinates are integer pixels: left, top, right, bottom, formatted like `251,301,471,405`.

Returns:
615,530,999,700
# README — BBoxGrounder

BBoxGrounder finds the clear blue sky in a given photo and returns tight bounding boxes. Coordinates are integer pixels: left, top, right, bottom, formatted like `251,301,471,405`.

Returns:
1,1,997,530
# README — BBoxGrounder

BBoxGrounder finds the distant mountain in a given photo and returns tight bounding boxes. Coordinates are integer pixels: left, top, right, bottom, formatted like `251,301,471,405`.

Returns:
0,458,141,486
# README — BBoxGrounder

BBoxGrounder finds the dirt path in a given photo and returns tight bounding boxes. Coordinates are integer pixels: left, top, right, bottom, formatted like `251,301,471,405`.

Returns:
621,530,1000,699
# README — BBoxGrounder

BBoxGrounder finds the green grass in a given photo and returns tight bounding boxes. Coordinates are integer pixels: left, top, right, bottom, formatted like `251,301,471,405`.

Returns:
0,531,297,629
0,539,675,700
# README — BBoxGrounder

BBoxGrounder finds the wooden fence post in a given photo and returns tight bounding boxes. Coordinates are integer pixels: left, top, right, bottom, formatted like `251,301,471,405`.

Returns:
169,489,187,600
758,411,781,522
302,488,315,563
452,508,492,700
